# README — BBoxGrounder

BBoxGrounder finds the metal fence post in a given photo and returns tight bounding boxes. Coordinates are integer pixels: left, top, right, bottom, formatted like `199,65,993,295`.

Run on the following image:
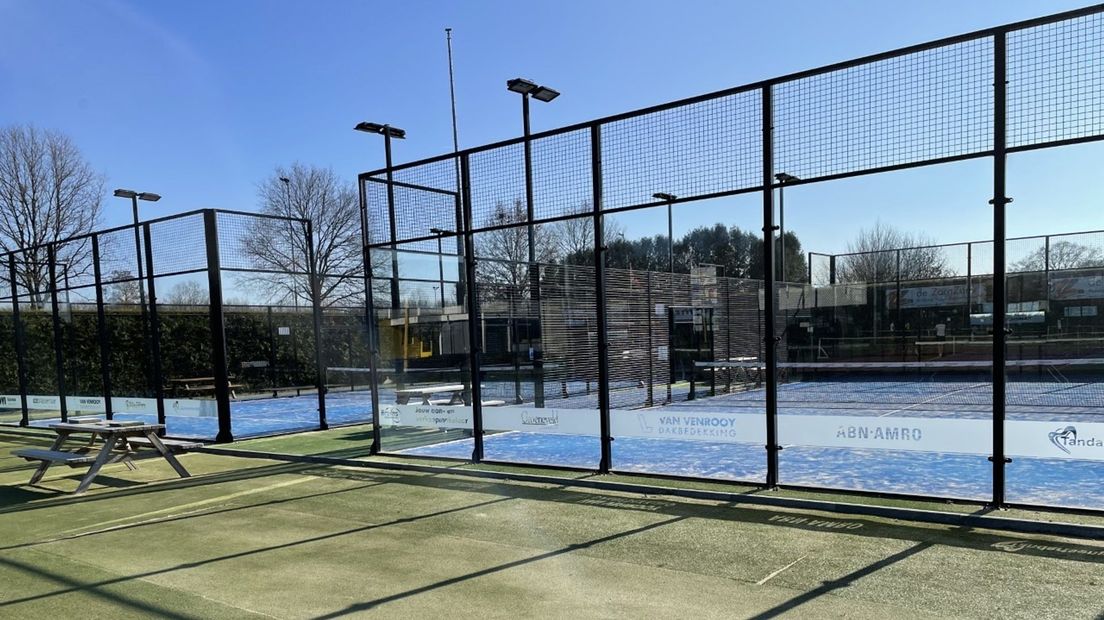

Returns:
646,270,654,406
990,30,1011,508
357,178,383,454
460,153,485,461
761,85,781,489
8,254,29,426
47,245,68,423
966,242,973,329
592,123,613,473
305,220,328,430
203,211,234,443
142,224,166,428
91,235,113,420
1044,234,1051,327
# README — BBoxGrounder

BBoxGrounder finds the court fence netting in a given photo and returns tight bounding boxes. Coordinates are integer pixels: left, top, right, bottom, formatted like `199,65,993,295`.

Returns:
0,209,377,442
355,5,1104,512
2,6,1104,512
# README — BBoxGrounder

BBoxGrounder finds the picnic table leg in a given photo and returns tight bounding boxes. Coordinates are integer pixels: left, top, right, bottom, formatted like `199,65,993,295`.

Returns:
74,435,119,494
143,432,191,478
29,430,71,485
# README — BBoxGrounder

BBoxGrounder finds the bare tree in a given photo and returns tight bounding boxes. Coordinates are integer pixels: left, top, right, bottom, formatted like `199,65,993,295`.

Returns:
163,280,209,305
835,221,949,284
475,200,561,297
244,163,363,307
1011,239,1104,273
0,125,103,303
552,208,623,264
105,270,142,305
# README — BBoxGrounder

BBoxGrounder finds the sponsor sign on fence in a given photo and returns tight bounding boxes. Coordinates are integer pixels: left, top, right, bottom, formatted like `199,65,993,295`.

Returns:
483,407,599,436
612,410,764,443
0,394,217,418
66,396,107,413
380,404,473,430
113,397,160,415
1050,275,1104,301
1007,420,1104,461
887,285,965,309
781,415,988,454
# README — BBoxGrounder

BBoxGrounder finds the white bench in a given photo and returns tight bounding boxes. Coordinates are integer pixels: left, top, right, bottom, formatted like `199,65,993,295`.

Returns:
395,384,467,405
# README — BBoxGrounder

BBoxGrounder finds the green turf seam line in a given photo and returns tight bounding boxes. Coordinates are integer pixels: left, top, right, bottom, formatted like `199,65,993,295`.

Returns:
197,446,1104,541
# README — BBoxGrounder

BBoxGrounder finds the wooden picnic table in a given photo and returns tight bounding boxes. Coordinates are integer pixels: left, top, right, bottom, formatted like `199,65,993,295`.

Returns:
394,384,468,405
169,376,241,399
15,421,195,494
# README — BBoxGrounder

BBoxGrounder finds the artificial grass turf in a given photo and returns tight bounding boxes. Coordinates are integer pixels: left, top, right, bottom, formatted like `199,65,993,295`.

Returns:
1,428,1102,619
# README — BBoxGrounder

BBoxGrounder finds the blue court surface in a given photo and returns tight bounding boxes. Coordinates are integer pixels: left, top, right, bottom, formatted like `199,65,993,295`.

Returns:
398,374,1104,510
26,373,1104,509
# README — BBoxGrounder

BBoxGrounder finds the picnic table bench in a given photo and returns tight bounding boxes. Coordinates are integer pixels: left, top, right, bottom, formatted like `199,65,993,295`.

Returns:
394,384,468,405
14,421,195,494
393,384,506,407
169,377,243,399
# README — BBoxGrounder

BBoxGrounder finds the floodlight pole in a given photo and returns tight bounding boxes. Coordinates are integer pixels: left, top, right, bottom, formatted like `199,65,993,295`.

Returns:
280,177,298,310
774,173,798,283
383,128,401,312
430,228,449,307
129,194,146,309
515,83,547,407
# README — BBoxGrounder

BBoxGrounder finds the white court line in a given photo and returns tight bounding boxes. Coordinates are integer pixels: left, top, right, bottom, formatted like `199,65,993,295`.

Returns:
53,476,314,538
756,555,807,586
877,382,990,418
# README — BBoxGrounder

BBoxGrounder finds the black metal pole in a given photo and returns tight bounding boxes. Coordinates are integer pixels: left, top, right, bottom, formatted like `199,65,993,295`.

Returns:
646,271,654,406
522,94,546,409
460,153,485,462
762,85,780,489
9,255,29,425
896,249,903,359
966,242,973,332
667,199,674,404
384,129,401,312
991,30,1010,508
92,235,113,420
1044,234,1051,330
203,211,233,442
592,124,612,473
142,224,166,428
131,196,147,309
436,235,446,307
356,178,383,454
305,220,328,430
47,246,68,423
779,184,785,281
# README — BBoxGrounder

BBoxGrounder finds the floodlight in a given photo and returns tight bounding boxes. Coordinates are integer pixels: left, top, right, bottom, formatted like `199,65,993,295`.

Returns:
507,78,538,94
354,122,406,139
137,192,160,202
531,86,560,102
652,192,677,202
113,189,138,199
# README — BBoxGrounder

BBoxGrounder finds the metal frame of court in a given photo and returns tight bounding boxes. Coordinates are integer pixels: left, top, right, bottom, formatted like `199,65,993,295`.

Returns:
358,5,1104,509
0,208,328,443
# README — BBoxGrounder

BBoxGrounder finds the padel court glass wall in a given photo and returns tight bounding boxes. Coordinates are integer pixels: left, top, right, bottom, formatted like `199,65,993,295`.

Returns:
360,6,1104,511
0,208,351,441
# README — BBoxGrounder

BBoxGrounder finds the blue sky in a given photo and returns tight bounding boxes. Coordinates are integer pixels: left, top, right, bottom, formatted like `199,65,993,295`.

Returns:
1,0,1100,256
